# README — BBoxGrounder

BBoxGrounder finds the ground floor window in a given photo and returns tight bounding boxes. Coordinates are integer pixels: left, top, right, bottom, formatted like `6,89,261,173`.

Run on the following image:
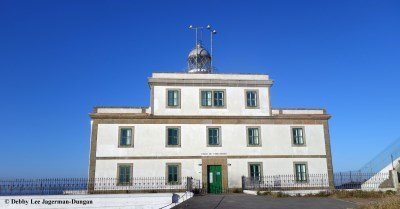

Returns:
166,163,181,184
118,164,132,185
249,163,262,181
294,163,308,182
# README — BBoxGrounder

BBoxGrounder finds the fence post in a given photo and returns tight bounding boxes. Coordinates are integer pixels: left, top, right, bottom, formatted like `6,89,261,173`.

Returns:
390,170,399,190
241,176,246,191
186,177,193,192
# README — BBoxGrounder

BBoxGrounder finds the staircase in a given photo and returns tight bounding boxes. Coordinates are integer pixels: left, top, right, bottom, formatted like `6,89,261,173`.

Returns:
359,137,400,174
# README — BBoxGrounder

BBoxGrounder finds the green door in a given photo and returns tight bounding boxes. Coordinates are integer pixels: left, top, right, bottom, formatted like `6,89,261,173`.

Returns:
208,165,222,193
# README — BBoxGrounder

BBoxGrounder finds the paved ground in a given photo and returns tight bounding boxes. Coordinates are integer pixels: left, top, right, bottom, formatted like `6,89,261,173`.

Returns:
173,194,357,209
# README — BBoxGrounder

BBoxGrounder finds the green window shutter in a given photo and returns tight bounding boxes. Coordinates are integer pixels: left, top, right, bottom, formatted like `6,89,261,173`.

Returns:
246,91,257,107
119,165,131,184
250,164,261,180
168,90,179,107
167,128,179,146
248,128,259,145
120,128,132,146
213,91,224,106
293,128,304,145
168,165,179,183
201,91,212,106
295,164,307,182
208,128,219,145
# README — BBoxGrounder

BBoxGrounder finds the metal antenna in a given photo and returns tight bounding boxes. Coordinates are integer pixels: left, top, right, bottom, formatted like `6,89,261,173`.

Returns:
189,25,205,70
189,25,204,45
206,25,217,71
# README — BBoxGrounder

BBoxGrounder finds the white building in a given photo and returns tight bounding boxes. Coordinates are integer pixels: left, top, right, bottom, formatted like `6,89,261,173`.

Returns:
88,42,334,193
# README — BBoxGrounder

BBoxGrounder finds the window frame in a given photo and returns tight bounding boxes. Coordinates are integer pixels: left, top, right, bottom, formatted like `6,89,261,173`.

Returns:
166,89,181,108
165,163,182,185
199,89,226,109
245,89,259,109
165,126,181,147
293,162,309,183
117,163,133,186
247,126,261,147
291,126,306,146
206,126,222,147
118,126,134,148
248,162,263,181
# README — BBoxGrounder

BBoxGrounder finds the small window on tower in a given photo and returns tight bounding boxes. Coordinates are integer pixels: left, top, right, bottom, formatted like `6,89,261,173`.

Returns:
246,90,258,108
201,91,213,107
200,90,225,108
167,89,180,108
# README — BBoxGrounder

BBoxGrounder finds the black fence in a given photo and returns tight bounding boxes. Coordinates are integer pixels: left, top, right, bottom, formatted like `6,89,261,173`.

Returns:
242,172,393,191
0,177,200,196
0,172,394,196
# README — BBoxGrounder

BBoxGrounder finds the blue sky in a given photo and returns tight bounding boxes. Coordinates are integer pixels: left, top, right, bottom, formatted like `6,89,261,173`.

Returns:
0,0,399,178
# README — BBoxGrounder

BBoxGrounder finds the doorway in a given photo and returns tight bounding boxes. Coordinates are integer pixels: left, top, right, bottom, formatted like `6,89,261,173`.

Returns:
208,165,222,193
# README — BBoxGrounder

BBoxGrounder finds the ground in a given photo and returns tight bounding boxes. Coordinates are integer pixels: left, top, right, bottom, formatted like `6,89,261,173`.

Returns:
173,194,357,209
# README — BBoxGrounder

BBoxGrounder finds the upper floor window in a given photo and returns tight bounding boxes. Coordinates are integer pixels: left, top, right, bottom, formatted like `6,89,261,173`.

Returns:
201,90,225,108
166,163,181,184
201,91,212,107
166,127,180,147
117,164,132,185
249,163,262,181
207,127,221,146
294,163,308,182
213,91,224,107
167,89,180,108
292,127,305,146
247,127,260,146
119,127,133,147
246,90,258,108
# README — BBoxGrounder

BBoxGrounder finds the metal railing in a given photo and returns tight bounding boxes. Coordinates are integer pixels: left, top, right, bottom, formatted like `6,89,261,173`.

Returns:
0,177,198,196
242,172,392,191
359,137,400,174
1,172,394,196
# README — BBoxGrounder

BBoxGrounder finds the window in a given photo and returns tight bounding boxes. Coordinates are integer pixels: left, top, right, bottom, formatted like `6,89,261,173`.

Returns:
207,127,221,146
292,127,305,145
200,90,225,108
249,163,262,181
201,91,212,107
167,89,180,107
213,91,224,107
118,164,132,185
119,127,133,147
248,127,260,146
294,163,308,182
166,127,180,147
166,164,181,184
246,90,258,108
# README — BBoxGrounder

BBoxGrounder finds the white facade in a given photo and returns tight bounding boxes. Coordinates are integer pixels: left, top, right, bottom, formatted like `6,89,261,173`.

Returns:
89,72,333,191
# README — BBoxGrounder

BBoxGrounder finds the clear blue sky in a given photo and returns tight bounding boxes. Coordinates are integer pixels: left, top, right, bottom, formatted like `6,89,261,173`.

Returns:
0,0,399,178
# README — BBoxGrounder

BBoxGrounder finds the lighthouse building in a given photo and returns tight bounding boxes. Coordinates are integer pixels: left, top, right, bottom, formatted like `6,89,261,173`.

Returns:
88,41,334,192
